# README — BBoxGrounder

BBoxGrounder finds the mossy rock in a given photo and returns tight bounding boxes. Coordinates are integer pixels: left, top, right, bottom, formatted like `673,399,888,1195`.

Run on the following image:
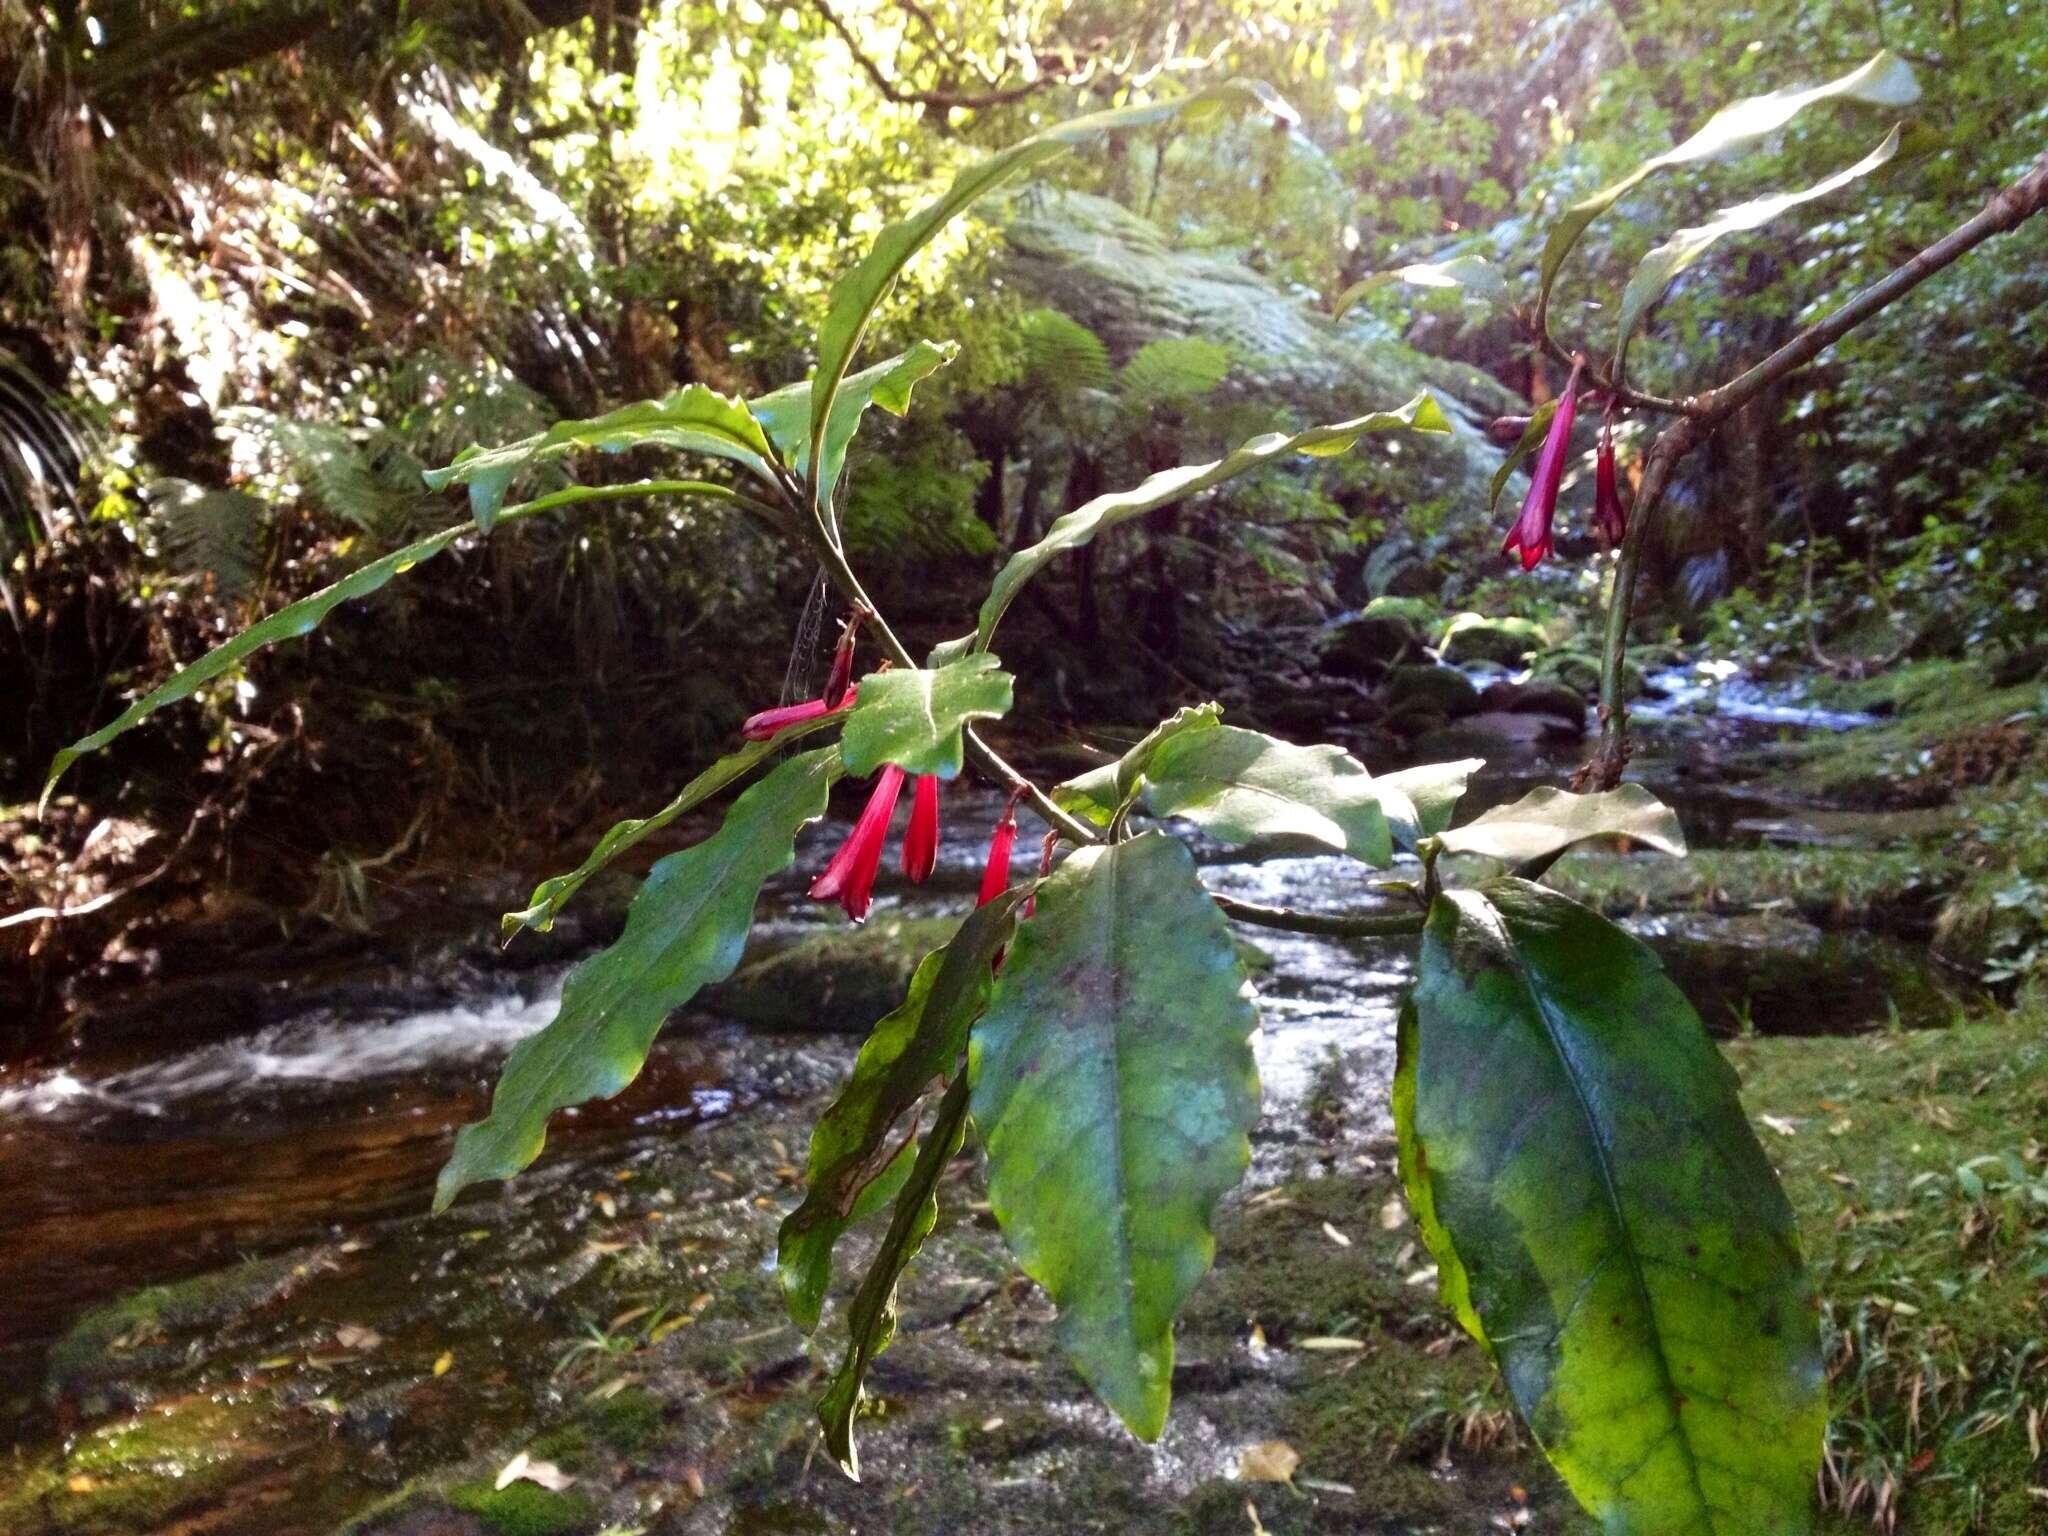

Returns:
0,1395,273,1536
1377,663,1480,720
1530,648,1646,700
1319,599,1432,677
444,1481,598,1536
1436,612,1547,667
706,915,960,1032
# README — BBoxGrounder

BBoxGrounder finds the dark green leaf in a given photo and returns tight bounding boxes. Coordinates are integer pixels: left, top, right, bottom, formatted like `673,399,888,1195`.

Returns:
1333,255,1509,319
1401,879,1824,1534
1140,724,1394,867
1616,127,1902,370
423,386,778,528
42,480,731,810
971,832,1260,1439
1052,703,1225,827
1431,783,1686,865
818,1071,972,1481
434,748,838,1210
1536,51,1918,322
751,340,958,504
1489,398,1560,512
977,393,1451,649
838,654,1014,780
778,892,1024,1333
1375,758,1484,851
806,81,1291,480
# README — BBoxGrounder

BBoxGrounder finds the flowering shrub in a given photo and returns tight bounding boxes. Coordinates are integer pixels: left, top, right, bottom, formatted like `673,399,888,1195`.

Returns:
41,63,2048,1536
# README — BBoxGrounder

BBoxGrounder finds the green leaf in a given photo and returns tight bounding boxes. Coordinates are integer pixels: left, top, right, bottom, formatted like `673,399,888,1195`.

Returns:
1536,50,1918,322
1401,879,1824,1534
778,891,1024,1333
971,832,1260,1439
838,654,1014,780
501,716,841,941
423,386,779,529
818,1071,972,1481
434,748,838,1210
750,340,958,504
1616,127,1903,371
1139,724,1394,867
805,80,1292,482
1489,397,1561,512
1432,783,1686,865
41,480,730,810
1374,758,1485,852
1333,255,1509,318
1052,703,1225,827
977,393,1450,650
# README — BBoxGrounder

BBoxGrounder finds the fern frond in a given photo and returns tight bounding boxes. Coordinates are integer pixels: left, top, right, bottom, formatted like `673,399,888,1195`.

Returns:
1117,336,1233,408
148,478,271,599
1018,308,1113,394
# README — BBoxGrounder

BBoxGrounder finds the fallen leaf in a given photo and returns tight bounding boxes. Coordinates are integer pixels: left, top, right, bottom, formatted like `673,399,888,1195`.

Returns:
496,1452,576,1493
979,1416,1005,1433
1245,1498,1269,1536
335,1324,382,1351
1377,1196,1407,1231
609,1305,653,1331
1760,1115,1800,1137
594,1192,618,1218
1239,1439,1300,1484
1322,1221,1352,1248
433,1351,454,1377
1297,1336,1366,1352
1405,1265,1440,1287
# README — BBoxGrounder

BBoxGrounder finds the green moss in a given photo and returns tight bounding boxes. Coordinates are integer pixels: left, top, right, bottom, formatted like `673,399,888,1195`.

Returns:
1778,660,2041,804
47,1254,301,1406
445,1479,599,1536
0,1396,264,1535
1546,846,1958,927
1437,612,1547,665
579,1384,665,1455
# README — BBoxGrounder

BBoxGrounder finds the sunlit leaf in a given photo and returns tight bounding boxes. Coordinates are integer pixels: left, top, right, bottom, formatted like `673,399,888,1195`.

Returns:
1431,783,1686,865
1536,50,1918,322
1616,126,1903,369
1373,759,1484,852
806,80,1293,484
778,892,1023,1333
977,393,1450,649
1489,397,1560,512
434,749,838,1210
42,480,730,810
1138,724,1394,866
1401,880,1824,1534
1052,703,1224,826
838,654,1014,780
971,832,1260,1439
818,1071,972,1481
423,386,778,528
1333,255,1509,318
751,340,958,504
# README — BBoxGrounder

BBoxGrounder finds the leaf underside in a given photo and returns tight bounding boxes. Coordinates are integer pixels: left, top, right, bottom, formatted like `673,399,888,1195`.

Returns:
971,832,1260,1440
1139,723,1395,866
837,653,1014,779
1431,783,1687,866
1401,879,1825,1535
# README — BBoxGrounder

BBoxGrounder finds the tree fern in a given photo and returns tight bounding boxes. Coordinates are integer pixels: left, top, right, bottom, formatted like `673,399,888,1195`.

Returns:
1117,337,1232,409
1017,308,1113,394
148,479,272,599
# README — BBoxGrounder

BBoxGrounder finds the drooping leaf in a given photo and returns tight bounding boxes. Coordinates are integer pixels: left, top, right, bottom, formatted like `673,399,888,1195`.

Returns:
1489,397,1561,512
977,393,1451,649
1333,255,1509,319
1374,758,1484,852
424,386,779,528
837,654,1014,780
1138,724,1394,867
750,340,959,504
1401,879,1825,1534
1536,50,1919,321
502,717,841,941
1616,126,1903,370
818,1071,972,1481
1431,783,1686,865
42,480,732,809
805,80,1292,480
434,748,838,1210
779,892,1024,1333
971,832,1260,1439
1052,703,1225,826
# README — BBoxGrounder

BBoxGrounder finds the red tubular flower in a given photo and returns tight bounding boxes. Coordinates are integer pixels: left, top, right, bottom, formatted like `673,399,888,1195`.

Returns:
810,765,905,922
822,609,865,710
1594,408,1628,547
902,775,940,883
977,807,1018,908
739,683,858,742
1501,355,1585,572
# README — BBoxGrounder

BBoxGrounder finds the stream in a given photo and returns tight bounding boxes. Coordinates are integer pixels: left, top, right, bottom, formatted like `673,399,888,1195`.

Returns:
0,677,1988,1534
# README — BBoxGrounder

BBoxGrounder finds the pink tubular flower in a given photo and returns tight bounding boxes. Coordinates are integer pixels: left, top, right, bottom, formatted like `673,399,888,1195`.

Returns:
977,806,1018,908
810,765,905,922
1502,355,1585,572
903,775,940,883
740,684,857,742
1594,407,1628,547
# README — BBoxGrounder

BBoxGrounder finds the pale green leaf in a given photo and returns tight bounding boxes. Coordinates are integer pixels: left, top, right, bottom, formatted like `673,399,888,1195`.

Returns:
971,832,1260,1439
977,393,1451,649
1402,880,1824,1534
1489,397,1560,512
434,748,838,1210
1431,783,1686,865
1373,758,1485,852
1051,703,1224,827
750,340,958,504
1139,724,1394,867
838,654,1014,780
1333,255,1509,318
806,80,1292,480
